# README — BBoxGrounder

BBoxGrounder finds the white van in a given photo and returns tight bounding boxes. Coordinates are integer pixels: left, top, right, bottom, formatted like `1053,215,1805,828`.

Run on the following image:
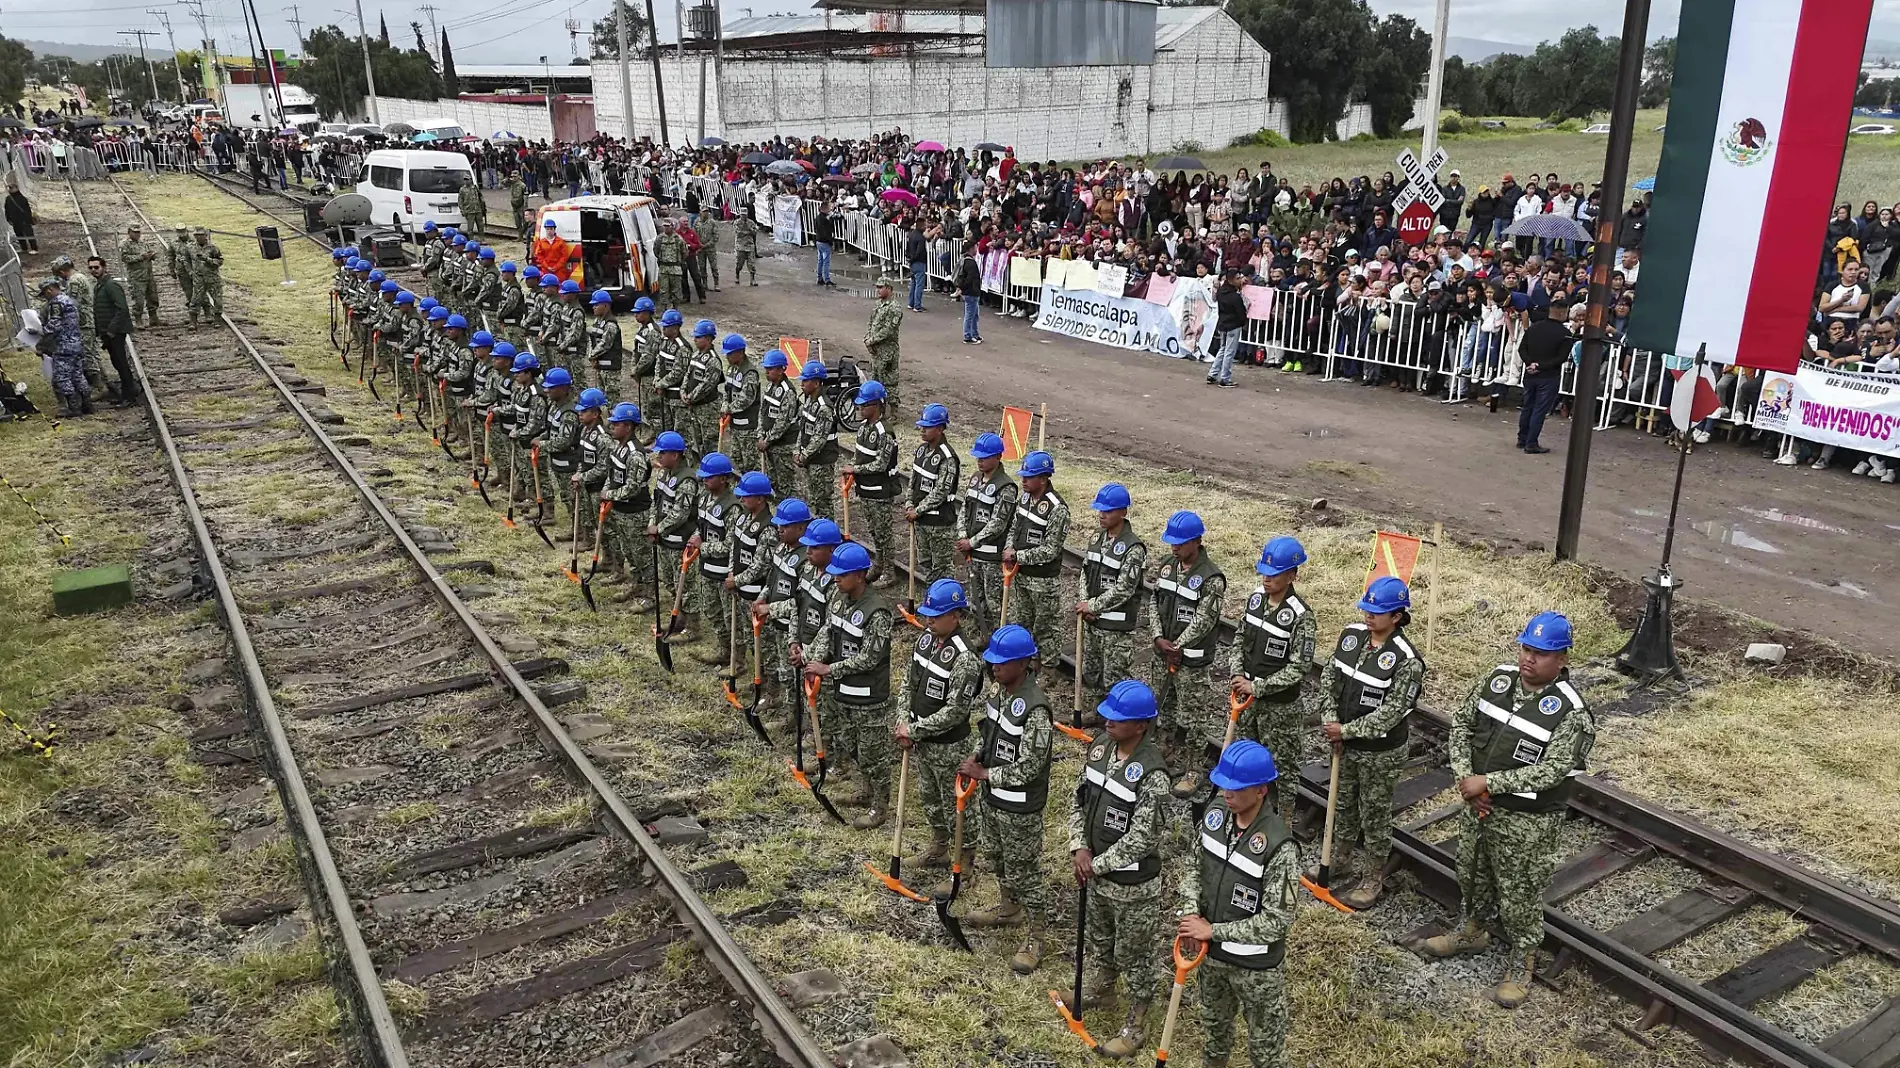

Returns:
411,116,471,144
355,149,476,234
534,196,663,308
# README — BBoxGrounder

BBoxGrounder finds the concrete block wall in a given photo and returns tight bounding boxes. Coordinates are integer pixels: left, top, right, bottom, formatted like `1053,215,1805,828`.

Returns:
367,96,556,142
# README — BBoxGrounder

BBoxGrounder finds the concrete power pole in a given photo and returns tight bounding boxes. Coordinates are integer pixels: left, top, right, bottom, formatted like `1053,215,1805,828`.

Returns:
642,0,670,144
354,0,381,123
149,10,189,101
614,1,636,139
118,29,163,102
1419,0,1449,159
420,4,441,63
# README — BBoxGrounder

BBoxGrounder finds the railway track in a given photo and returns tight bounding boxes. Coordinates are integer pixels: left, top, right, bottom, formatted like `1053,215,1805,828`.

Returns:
167,168,1900,1067
68,175,835,1068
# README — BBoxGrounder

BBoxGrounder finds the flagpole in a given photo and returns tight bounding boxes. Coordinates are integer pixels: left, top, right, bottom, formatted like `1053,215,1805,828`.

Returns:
1555,0,1654,562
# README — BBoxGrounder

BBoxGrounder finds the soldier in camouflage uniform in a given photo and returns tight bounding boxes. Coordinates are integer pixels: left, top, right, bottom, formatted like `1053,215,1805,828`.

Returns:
472,343,519,485
1316,576,1426,910
584,289,624,404
420,222,447,297
679,321,725,461
1178,740,1300,1068
733,215,759,285
167,225,196,310
551,280,588,377
1150,510,1227,798
724,472,775,678
627,296,661,415
1228,537,1317,826
507,356,555,519
719,333,761,461
37,277,90,415
756,348,800,497
898,579,984,873
524,271,556,352
792,361,840,521
648,431,706,640
906,403,961,591
458,178,487,236
540,371,585,531
1077,483,1147,719
803,540,896,831
956,433,1018,648
119,224,160,327
1002,450,1069,671
494,261,525,345
499,265,533,347
689,452,741,671
1423,611,1594,1010
844,380,900,587
864,277,905,411
653,309,691,436
1065,679,1171,1059
958,624,1055,974
757,508,836,735
597,402,656,607
188,228,224,324
53,256,106,398
475,247,504,325
504,174,529,239
693,208,721,291
564,387,610,552
655,219,687,309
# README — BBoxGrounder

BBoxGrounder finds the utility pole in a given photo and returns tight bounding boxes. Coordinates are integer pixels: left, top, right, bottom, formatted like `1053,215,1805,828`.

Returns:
614,0,636,138
150,9,189,102
181,0,216,99
710,0,723,137
1419,0,1449,159
242,0,287,123
288,5,306,51
642,0,670,144
118,29,163,103
354,0,380,124
420,3,441,63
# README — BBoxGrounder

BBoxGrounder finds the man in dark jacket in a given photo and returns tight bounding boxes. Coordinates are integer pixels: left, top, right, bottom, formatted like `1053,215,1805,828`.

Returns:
1467,187,1500,249
1207,268,1250,388
958,244,983,344
1617,198,1648,257
1438,169,1466,232
88,255,137,405
813,205,837,286
905,220,929,311
1495,175,1523,247
1516,300,1572,453
1362,210,1399,258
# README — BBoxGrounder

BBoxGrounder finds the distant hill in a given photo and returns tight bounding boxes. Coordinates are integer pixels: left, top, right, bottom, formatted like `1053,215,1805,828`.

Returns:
18,39,172,64
1447,37,1532,63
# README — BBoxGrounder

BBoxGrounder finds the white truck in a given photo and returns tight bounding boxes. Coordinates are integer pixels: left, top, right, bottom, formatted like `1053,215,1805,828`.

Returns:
220,82,321,134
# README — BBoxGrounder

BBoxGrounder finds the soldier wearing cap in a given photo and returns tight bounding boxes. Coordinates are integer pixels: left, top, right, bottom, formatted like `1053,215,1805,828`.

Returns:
1423,611,1594,1009
655,218,688,308
844,380,900,587
955,432,1018,647
167,225,196,310
804,540,897,831
188,226,224,324
119,224,160,327
1316,575,1426,909
585,289,624,405
733,210,760,285
792,361,840,520
648,430,706,639
864,277,905,411
51,255,105,398
1076,483,1147,718
757,348,800,497
907,402,961,590
1178,740,1300,1068
1065,679,1170,1057
597,402,656,608
1229,536,1317,826
899,578,984,874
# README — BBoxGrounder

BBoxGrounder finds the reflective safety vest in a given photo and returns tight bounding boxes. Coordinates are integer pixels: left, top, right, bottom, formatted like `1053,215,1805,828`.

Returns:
765,544,799,619
732,507,768,597
905,630,975,744
654,473,690,550
978,678,1052,814
761,379,795,442
1238,589,1311,699
827,588,891,707
1082,525,1144,633
798,393,839,465
1469,665,1592,813
853,421,896,499
909,441,958,527
545,409,581,474
724,365,759,429
1153,553,1223,668
509,383,543,437
1080,733,1167,885
1196,799,1294,969
793,563,834,644
697,489,736,576
1326,624,1420,752
604,441,650,513
589,317,623,371
962,468,1014,563
658,336,689,400
1009,489,1065,578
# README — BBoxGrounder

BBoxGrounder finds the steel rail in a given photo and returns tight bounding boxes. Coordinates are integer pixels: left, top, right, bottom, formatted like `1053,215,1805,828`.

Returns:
99,173,835,1068
65,177,412,1068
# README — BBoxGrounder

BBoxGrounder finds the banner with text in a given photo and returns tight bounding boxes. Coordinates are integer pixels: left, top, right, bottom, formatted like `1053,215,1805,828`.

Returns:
1751,364,1900,458
772,196,805,245
1033,285,1209,358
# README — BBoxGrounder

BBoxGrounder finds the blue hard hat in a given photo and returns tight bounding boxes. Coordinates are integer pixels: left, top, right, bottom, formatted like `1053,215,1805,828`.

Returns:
1018,450,1055,478
492,341,517,360
634,296,656,313
1097,679,1158,721
915,403,949,429
446,314,468,329
1518,611,1574,652
799,517,843,546
981,623,1038,664
427,306,450,321
971,433,1005,460
379,280,399,293
480,247,496,260
1161,510,1205,545
693,318,717,338
352,259,369,271
722,333,747,354
424,220,439,232
544,217,558,228
540,274,560,287
560,279,581,294
1092,483,1131,512
452,235,468,247
696,452,735,478
661,309,684,327
543,367,573,388
511,353,540,373
761,348,788,369
1358,575,1412,614
369,269,386,282
500,260,517,273
590,289,612,305
609,401,641,424
331,247,348,259
825,541,873,575
471,330,495,347
736,472,773,497
1209,740,1278,790
523,265,542,280
855,380,887,405
772,498,813,526
465,242,482,253
798,360,828,381
916,578,968,617
442,227,457,237
576,387,607,411
654,430,687,453
395,291,416,305
419,296,439,310
1256,536,1307,577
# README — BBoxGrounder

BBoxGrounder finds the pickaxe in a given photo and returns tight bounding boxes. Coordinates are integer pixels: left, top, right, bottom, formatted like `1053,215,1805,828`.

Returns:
864,746,930,902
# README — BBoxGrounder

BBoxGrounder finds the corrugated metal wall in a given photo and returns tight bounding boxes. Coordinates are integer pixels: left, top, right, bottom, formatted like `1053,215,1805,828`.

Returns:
985,0,1156,68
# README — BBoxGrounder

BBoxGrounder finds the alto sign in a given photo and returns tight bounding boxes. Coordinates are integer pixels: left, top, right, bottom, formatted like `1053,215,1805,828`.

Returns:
1392,145,1449,245
1398,201,1437,243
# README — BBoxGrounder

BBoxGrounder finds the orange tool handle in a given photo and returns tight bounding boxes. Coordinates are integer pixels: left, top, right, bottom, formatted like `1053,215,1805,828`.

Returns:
1172,936,1208,981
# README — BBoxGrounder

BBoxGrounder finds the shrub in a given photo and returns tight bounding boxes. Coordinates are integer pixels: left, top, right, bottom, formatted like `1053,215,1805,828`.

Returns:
1228,128,1293,149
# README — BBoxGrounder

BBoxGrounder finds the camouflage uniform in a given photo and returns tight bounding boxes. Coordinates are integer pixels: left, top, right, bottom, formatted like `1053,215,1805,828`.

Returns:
458,180,487,236
793,384,841,521
864,294,904,411
654,328,693,436
757,372,800,500
971,675,1055,924
586,309,624,405
508,375,553,513
599,426,655,588
39,288,87,403
956,464,1019,645
1316,624,1426,874
520,282,549,350
762,545,833,728
695,482,740,666
900,624,983,844
908,437,961,588
628,313,661,414
1005,485,1071,662
470,356,513,480
1229,585,1318,825
542,394,584,527
1150,551,1227,779
652,463,705,624
188,232,224,323
1068,728,1170,1013
849,414,900,583
119,233,160,326
733,218,759,284
810,582,896,805
167,227,196,309
505,175,528,237
680,339,724,461
59,267,103,393
655,228,687,308
1178,798,1300,1068
720,352,761,461
553,295,588,377
694,212,721,290
421,233,446,296
496,274,528,349
1079,521,1148,711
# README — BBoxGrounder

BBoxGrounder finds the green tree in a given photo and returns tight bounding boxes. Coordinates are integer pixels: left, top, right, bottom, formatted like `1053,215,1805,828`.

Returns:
290,25,441,118
589,1,652,58
1521,27,1619,119
1227,0,1373,142
1441,55,1488,117
0,35,33,106
1356,13,1430,138
1640,36,1675,109
379,14,391,48
439,31,458,96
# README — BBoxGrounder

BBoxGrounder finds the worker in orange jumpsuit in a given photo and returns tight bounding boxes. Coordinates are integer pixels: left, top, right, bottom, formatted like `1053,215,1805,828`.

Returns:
531,217,581,282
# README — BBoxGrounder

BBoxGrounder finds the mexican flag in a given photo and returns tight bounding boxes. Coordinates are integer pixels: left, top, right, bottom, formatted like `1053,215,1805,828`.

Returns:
1626,0,1874,374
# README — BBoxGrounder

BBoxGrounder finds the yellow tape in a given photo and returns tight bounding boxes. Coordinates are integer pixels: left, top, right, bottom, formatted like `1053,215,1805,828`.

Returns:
0,474,72,547
0,707,58,757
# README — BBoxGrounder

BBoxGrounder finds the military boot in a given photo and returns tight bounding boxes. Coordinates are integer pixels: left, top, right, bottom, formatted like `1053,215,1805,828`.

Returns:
612,586,655,611
1055,968,1118,1013
852,789,889,831
1420,920,1490,958
964,892,1024,929
1304,841,1354,885
1491,951,1537,1009
1340,869,1384,909
690,630,727,664
909,834,950,871
1010,925,1045,975
1098,998,1153,1059
871,569,896,590
931,850,976,900
672,614,701,644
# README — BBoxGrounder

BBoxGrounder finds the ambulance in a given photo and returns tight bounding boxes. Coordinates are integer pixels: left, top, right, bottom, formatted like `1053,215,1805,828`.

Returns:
533,195,663,308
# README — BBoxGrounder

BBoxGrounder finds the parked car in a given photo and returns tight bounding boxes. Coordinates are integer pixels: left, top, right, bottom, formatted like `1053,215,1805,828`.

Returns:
355,149,476,235
1851,123,1897,135
1584,123,1613,134
1479,120,1507,130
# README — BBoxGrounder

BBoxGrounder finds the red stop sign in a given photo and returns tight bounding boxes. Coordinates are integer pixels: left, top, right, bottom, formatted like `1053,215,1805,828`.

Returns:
1398,200,1437,245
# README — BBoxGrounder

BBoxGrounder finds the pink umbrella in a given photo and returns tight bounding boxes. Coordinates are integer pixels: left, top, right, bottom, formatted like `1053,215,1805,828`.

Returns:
914,140,945,153
880,187,920,206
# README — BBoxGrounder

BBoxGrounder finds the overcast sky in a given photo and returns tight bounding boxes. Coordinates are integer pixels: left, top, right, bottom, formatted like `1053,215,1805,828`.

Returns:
15,0,1899,69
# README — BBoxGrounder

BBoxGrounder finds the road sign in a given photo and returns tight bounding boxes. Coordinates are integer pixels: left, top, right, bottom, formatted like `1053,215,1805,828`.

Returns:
1398,201,1437,244
1394,147,1448,214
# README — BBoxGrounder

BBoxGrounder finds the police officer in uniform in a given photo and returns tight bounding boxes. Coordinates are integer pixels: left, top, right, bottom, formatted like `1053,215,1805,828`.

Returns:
654,309,691,435
1178,740,1300,1068
1003,450,1069,669
690,452,741,670
907,403,961,591
1077,483,1147,718
585,289,624,405
720,333,761,461
1150,510,1227,798
843,380,899,587
1066,679,1170,1058
1316,576,1425,910
958,624,1055,975
749,497,815,728
757,349,800,496
648,431,705,640
1229,536,1317,826
793,361,840,520
725,471,775,673
599,402,656,608
680,320,724,461
803,541,897,831
1423,611,1594,1009
955,432,1018,647
898,578,983,874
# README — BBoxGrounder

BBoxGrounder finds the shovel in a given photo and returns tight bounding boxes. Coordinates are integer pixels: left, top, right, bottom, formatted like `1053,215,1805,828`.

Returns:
580,500,608,610
999,562,1018,624
718,412,730,454
503,439,521,529
841,471,855,538
658,546,699,639
473,410,495,506
865,747,930,901
1049,882,1098,1051
897,519,923,628
436,382,464,462
1153,937,1208,1067
528,446,556,548
933,775,977,951
564,484,583,582
1222,690,1253,751
1300,749,1355,914
719,598,744,685
652,548,674,672
788,674,847,824
1056,614,1092,743
744,614,772,743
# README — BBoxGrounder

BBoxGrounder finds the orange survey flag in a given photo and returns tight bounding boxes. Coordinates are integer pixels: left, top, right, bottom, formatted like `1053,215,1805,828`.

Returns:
1000,406,1035,462
1362,531,1423,588
778,336,811,377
